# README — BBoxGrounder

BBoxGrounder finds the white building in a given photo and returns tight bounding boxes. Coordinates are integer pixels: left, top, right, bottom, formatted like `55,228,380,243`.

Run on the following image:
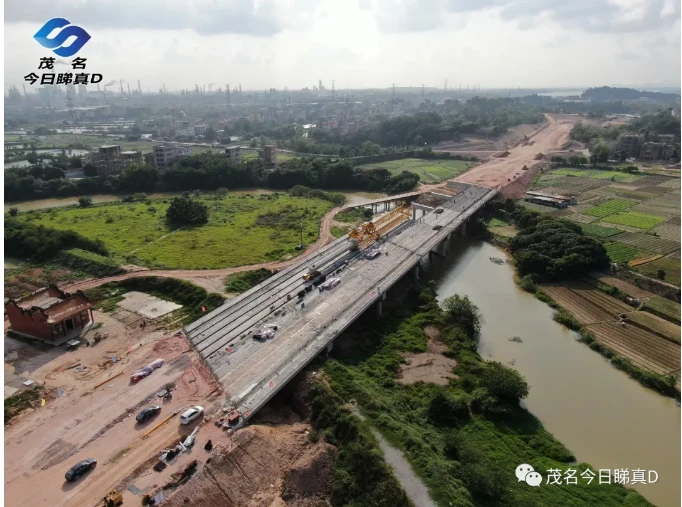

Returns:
153,144,193,169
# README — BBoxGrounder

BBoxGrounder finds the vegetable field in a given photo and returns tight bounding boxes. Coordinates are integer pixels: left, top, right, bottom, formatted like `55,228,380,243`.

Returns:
540,284,620,325
604,243,643,263
643,296,681,325
587,322,680,375
602,212,666,230
583,199,636,218
359,158,473,184
552,168,643,182
627,311,681,344
610,232,680,255
580,224,623,238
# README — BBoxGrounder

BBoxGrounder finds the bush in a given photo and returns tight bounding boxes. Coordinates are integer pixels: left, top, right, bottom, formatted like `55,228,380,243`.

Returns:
427,391,470,426
8,207,19,216
166,196,209,225
5,218,108,260
59,248,122,276
215,187,229,197
479,361,529,405
657,269,666,280
225,268,276,293
78,196,93,207
441,295,483,339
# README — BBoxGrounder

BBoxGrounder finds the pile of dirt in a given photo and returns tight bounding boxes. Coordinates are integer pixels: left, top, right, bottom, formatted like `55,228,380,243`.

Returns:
162,424,335,507
396,330,457,386
495,151,511,158
281,443,337,502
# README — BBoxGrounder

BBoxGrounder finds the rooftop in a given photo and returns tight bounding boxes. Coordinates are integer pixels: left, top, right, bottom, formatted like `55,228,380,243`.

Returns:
44,295,91,324
14,286,65,310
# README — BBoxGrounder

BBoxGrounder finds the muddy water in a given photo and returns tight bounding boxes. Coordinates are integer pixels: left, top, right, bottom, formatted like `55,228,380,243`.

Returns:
430,239,680,507
5,190,385,212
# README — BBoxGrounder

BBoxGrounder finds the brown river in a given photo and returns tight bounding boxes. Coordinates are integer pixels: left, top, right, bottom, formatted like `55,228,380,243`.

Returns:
431,239,680,507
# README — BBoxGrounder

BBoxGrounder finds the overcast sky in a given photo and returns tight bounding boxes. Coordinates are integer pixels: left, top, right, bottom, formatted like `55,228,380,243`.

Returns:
4,0,681,93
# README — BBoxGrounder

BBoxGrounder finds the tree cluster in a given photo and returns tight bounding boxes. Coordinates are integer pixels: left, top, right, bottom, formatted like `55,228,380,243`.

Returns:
165,196,209,225
509,216,610,281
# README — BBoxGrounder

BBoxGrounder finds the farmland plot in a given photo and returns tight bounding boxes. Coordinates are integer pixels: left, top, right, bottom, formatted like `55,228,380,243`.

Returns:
586,322,680,375
611,232,680,255
602,211,666,229
652,221,682,242
635,185,670,196
589,274,653,299
564,213,598,224
583,199,637,218
627,311,681,344
540,284,618,324
657,179,682,189
567,283,633,315
643,296,681,325
635,257,682,287
604,242,644,263
634,175,678,186
580,223,623,238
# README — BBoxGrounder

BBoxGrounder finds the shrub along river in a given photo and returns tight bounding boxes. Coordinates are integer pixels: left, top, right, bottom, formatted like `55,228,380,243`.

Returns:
429,239,680,507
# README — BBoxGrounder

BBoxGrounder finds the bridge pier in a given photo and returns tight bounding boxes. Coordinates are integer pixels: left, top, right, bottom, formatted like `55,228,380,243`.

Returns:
326,341,333,355
461,219,468,236
375,292,387,316
414,264,420,281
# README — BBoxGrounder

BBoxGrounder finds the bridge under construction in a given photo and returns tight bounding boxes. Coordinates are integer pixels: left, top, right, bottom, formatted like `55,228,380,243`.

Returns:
184,183,497,421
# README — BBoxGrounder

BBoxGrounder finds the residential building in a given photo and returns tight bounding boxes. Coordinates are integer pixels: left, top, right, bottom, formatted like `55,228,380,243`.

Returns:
640,142,676,162
121,150,143,167
259,145,277,169
153,144,193,169
523,191,573,209
225,146,243,161
143,152,155,166
82,145,143,175
6,286,93,345
525,190,576,205
617,134,643,159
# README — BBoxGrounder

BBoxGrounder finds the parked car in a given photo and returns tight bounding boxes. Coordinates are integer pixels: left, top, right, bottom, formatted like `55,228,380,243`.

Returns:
365,249,381,260
180,406,204,425
434,208,444,214
136,405,161,423
253,327,276,341
320,277,341,290
64,458,97,482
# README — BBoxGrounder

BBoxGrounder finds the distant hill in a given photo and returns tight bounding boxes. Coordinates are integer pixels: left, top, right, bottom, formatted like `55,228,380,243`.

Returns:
582,86,680,103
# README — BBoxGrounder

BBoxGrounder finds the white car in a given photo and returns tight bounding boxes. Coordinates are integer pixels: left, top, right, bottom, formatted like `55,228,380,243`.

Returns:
180,406,204,425
365,249,381,260
321,277,341,290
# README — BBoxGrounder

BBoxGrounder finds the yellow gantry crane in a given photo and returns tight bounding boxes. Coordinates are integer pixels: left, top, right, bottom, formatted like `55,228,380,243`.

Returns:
347,206,412,249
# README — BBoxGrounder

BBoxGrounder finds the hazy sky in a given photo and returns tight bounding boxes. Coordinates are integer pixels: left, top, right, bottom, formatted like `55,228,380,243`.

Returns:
4,0,681,92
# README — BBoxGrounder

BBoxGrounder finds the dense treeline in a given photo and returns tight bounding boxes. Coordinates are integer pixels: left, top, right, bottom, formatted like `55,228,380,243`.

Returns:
503,203,610,281
5,218,109,260
582,86,680,104
5,154,421,203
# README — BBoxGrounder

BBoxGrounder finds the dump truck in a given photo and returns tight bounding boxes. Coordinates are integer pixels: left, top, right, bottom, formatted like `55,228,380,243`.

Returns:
302,268,321,282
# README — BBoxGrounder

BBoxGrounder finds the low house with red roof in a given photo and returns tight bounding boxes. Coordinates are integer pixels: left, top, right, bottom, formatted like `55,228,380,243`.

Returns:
6,285,94,345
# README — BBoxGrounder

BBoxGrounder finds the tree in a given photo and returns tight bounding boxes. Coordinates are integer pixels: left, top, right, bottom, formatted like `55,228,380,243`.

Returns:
83,163,98,177
591,143,610,163
657,269,666,280
360,141,382,156
78,196,93,207
441,295,483,339
119,164,158,192
428,391,470,426
215,187,229,197
8,207,19,216
413,135,425,146
165,196,209,225
479,361,529,404
204,126,217,142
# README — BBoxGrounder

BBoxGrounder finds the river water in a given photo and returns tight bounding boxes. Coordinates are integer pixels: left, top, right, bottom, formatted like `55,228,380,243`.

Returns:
430,239,680,507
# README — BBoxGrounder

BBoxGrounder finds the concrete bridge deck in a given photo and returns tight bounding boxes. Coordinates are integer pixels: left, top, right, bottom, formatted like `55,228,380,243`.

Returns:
184,184,497,420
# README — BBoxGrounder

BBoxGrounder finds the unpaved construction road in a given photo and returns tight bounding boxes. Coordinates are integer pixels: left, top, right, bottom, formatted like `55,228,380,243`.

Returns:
456,114,576,197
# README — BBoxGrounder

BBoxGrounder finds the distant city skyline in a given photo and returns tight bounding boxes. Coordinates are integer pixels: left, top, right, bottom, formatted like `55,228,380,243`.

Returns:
4,0,681,93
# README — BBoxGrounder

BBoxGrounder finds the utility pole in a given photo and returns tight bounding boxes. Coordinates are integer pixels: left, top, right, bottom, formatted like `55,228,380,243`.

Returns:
137,79,141,94
65,87,77,133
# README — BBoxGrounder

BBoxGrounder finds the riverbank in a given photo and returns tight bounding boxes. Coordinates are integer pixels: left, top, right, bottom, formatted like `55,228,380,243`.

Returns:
431,239,680,507
318,274,652,506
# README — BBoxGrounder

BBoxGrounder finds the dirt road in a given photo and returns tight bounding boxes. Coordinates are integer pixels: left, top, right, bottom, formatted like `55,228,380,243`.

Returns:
455,114,575,197
3,313,220,507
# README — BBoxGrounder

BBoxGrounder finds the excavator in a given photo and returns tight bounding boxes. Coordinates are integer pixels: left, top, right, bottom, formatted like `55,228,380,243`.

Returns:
100,490,123,507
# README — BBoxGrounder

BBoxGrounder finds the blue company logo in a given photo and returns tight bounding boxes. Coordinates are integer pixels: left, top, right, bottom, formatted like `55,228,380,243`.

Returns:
33,18,91,57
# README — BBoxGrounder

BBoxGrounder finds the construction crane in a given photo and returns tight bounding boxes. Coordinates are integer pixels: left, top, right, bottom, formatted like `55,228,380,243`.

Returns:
347,206,412,249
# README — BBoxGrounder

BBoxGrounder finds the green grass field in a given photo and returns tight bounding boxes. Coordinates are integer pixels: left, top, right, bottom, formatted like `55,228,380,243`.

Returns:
359,158,474,184
21,194,332,269
579,223,623,238
635,258,682,287
643,296,681,325
583,199,636,218
604,242,644,263
552,168,642,182
601,212,666,230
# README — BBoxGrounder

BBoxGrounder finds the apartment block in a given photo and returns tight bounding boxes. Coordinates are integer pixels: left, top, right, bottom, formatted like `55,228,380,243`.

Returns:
617,134,643,159
153,144,193,169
